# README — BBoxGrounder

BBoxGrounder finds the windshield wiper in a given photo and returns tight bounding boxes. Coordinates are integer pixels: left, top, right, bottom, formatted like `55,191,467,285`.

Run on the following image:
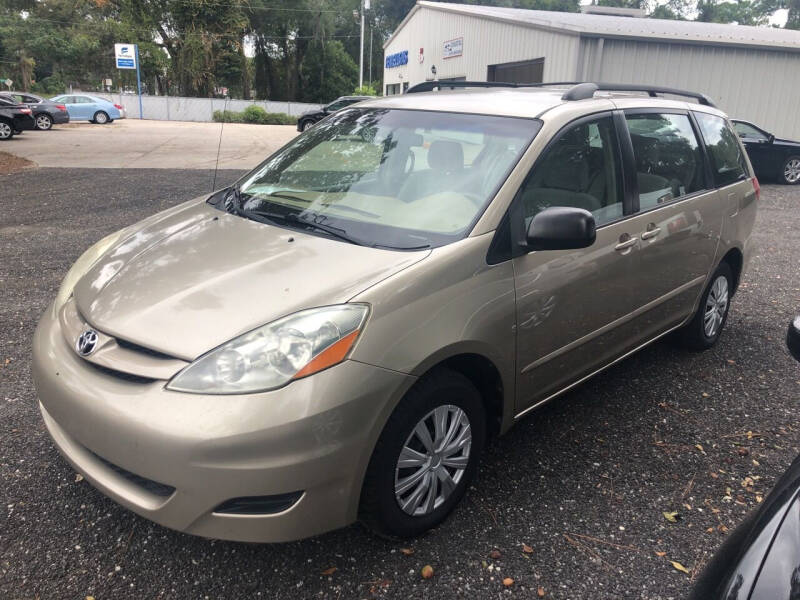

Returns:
265,190,313,203
237,205,365,246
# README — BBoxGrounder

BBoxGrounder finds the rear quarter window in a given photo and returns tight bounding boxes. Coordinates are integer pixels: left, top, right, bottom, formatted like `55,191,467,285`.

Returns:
695,112,749,187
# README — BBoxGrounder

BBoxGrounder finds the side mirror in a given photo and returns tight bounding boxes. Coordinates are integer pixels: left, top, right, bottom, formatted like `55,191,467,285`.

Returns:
788,316,800,362
527,207,596,251
768,134,776,144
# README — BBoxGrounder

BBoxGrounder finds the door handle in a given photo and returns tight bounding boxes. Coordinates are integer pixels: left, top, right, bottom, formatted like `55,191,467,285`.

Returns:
615,236,638,252
641,227,661,240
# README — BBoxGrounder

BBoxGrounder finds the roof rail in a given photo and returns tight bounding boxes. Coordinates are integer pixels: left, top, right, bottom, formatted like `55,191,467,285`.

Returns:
405,81,517,93
404,80,717,107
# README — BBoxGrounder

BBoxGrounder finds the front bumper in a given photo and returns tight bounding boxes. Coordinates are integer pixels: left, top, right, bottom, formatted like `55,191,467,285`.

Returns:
33,302,414,542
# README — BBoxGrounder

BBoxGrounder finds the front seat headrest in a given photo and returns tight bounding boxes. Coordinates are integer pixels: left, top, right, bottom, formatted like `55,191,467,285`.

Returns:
428,141,464,173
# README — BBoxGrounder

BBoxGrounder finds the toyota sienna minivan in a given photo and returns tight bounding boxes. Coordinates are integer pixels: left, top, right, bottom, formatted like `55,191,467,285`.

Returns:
33,82,758,542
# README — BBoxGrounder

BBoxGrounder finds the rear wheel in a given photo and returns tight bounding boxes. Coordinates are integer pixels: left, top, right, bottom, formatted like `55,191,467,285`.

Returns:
93,111,109,124
779,155,800,185
360,369,485,538
299,120,311,132
0,121,13,140
677,262,733,350
35,113,53,130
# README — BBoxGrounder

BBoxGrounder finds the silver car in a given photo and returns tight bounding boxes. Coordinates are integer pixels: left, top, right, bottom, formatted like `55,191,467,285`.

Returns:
33,82,758,542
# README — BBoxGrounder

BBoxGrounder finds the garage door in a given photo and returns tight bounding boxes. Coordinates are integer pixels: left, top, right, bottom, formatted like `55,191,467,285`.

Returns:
487,58,544,84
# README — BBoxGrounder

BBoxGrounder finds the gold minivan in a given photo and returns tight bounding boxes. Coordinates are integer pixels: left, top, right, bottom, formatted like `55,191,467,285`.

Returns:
33,82,758,542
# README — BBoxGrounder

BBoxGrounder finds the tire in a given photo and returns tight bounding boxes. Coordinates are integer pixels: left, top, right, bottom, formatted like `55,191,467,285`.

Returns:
0,120,13,140
93,111,109,124
779,155,800,185
677,262,733,351
360,368,486,538
300,120,311,132
35,113,53,130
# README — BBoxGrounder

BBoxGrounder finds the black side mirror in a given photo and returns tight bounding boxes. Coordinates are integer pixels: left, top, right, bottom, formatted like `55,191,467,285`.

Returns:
527,207,596,251
788,316,800,362
768,134,775,144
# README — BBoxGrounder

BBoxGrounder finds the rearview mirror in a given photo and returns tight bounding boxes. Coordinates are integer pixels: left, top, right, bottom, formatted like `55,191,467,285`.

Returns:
526,207,596,251
788,316,800,362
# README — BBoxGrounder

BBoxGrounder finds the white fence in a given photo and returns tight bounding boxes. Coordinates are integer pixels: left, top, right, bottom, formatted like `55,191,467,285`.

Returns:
91,94,324,122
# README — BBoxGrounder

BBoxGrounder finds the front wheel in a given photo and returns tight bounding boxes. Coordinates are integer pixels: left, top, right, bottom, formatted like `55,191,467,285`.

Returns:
299,120,311,132
780,155,800,185
35,114,53,130
360,369,485,538
0,121,13,140
677,262,733,351
93,111,109,124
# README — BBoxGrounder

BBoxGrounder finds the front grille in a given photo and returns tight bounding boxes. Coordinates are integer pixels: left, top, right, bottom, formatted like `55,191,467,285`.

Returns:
84,361,157,384
116,337,175,360
213,492,303,515
91,451,175,497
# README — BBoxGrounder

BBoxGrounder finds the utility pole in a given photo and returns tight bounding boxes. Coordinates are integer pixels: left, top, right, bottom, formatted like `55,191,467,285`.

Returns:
369,21,373,88
359,0,366,89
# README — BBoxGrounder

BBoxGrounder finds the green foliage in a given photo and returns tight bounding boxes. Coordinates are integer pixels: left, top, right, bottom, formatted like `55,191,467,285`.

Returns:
213,107,297,125
353,84,378,96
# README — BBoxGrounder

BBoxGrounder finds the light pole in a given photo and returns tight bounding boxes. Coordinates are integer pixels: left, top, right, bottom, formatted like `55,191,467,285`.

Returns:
359,0,370,90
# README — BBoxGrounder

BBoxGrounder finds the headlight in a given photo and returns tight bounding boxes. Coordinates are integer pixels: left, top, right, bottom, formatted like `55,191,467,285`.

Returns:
166,304,369,394
54,229,130,310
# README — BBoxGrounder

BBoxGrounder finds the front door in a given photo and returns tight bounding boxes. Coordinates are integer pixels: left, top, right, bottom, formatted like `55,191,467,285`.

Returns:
512,113,643,413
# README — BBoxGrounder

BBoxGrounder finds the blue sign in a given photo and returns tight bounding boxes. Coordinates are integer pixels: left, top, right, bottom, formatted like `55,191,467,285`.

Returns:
116,58,135,68
385,50,408,69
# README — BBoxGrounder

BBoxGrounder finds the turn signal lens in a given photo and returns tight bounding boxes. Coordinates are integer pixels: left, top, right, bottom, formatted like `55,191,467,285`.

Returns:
751,176,760,201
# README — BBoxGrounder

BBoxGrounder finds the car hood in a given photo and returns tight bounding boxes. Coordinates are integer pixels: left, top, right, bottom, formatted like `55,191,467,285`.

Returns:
73,199,430,360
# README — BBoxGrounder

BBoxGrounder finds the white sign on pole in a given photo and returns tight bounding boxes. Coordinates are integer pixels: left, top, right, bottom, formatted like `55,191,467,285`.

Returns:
115,44,137,69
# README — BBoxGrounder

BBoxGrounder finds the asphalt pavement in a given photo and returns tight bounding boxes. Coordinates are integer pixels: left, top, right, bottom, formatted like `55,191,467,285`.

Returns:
1,168,799,600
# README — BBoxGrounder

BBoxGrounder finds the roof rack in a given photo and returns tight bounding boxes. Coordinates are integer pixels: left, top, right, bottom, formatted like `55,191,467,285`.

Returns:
404,80,717,107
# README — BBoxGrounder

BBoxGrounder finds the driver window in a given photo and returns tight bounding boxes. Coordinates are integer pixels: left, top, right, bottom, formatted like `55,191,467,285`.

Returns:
518,116,624,228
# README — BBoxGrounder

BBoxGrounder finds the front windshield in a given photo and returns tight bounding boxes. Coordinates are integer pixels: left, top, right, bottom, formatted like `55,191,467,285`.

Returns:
234,108,540,249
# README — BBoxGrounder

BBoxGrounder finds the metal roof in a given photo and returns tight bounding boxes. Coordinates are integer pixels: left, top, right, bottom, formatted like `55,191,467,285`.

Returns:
385,1,800,51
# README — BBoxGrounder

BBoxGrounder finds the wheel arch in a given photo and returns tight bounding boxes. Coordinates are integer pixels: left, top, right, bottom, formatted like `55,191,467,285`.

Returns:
720,246,744,295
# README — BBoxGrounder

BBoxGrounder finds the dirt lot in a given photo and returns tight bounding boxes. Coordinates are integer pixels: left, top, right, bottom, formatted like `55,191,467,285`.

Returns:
1,168,799,599
2,119,298,170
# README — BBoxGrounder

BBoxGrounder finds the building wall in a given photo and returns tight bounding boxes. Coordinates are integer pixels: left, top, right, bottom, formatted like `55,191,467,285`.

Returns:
383,6,580,92
580,37,800,139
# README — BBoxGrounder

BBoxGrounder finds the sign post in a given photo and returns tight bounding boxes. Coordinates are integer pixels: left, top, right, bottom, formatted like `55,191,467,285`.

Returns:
115,43,143,119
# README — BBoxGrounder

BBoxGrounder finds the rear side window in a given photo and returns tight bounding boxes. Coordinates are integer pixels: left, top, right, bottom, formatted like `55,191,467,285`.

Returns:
626,113,706,211
695,113,749,187
518,116,624,227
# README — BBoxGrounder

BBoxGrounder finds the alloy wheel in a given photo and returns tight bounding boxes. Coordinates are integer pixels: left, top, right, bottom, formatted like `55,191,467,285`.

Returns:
784,158,800,184
704,275,729,338
0,122,11,139
394,405,471,517
36,115,52,130
95,112,108,124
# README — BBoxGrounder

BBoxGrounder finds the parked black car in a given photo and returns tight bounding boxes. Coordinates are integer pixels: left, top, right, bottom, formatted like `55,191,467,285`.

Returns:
690,316,800,600
296,95,375,132
0,91,70,130
0,96,35,140
733,120,800,185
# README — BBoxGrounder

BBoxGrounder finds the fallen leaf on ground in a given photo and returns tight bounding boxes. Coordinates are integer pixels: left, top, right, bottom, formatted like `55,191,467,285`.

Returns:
421,565,434,579
489,549,502,559
400,548,414,556
702,392,710,398
695,444,705,453
320,567,337,576
655,551,666,557
671,561,690,574
75,473,84,482
522,544,534,554
663,511,680,523
503,577,514,587
738,447,750,457
538,587,546,597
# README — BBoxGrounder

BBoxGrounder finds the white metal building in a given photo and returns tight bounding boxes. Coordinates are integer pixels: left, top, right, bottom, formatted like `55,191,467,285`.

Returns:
383,1,800,138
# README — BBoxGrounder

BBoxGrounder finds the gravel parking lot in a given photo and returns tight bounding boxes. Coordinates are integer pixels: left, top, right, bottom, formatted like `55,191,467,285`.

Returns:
1,168,798,599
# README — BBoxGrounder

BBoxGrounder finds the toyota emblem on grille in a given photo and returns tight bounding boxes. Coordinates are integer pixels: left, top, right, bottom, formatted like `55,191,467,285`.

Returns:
76,329,99,356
